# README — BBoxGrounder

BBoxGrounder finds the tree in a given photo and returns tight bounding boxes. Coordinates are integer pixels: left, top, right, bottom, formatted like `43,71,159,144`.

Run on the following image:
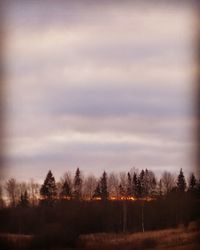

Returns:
150,177,157,196
196,179,200,198
83,175,97,200
18,190,29,207
94,171,109,200
0,183,5,208
177,168,186,193
5,178,19,207
100,171,109,200
119,184,126,198
132,172,138,197
138,170,145,197
161,171,175,195
59,171,73,198
93,183,101,199
158,179,163,197
73,168,82,200
188,173,197,193
108,173,119,199
61,171,73,189
140,169,157,197
119,172,126,198
40,170,57,201
137,178,142,198
29,179,40,206
60,179,72,199
147,170,157,196
126,172,132,197
143,169,149,196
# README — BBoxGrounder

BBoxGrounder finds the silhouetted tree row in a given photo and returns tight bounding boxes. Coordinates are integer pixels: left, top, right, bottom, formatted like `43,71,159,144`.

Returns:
1,168,200,207
0,168,200,249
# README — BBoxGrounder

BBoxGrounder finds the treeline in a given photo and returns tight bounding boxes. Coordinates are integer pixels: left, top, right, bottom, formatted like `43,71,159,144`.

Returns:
1,168,200,207
0,168,200,249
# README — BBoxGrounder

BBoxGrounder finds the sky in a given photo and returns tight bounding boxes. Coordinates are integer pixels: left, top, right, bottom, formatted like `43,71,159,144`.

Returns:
3,1,197,182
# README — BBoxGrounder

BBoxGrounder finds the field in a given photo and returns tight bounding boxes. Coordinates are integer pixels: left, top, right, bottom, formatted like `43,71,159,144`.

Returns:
0,222,199,249
78,223,200,250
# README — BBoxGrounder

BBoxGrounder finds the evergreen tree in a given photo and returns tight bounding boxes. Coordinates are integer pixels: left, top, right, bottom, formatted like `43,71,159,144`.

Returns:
126,172,132,197
100,171,109,200
93,183,101,199
92,172,109,200
18,190,29,207
40,170,57,200
177,168,186,192
73,168,82,200
132,172,138,197
60,180,72,199
137,178,142,198
188,173,197,193
138,170,145,197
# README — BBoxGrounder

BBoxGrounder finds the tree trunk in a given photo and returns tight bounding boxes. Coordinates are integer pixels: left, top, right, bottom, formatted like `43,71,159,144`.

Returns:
122,200,127,233
141,202,145,232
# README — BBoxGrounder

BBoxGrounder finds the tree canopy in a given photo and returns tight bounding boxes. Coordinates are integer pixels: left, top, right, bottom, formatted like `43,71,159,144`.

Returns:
40,170,57,201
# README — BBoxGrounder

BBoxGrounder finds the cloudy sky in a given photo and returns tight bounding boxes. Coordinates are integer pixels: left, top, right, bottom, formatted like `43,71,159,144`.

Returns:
3,1,197,181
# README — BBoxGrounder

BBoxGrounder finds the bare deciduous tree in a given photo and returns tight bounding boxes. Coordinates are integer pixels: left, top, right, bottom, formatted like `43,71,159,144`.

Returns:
61,171,73,190
119,172,126,189
161,171,175,195
82,175,97,200
29,179,40,206
5,178,19,207
108,172,119,198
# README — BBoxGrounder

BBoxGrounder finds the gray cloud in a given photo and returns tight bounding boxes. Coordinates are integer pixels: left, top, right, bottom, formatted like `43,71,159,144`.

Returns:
7,83,193,120
4,1,196,180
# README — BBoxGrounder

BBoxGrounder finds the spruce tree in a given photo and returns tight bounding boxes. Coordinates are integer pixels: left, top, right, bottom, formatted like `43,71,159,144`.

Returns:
73,168,82,200
100,171,109,200
137,178,142,198
177,168,186,192
138,170,145,197
92,172,109,200
188,173,197,193
18,190,29,207
60,180,72,199
40,170,57,200
93,183,101,199
126,172,132,197
132,172,138,197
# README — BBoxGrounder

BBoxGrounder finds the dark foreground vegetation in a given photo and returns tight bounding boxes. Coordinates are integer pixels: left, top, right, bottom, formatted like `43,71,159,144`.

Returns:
0,195,200,249
0,168,200,249
1,224,200,250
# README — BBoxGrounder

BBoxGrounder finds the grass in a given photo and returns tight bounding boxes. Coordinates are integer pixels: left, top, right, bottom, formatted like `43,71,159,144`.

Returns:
0,233,33,249
78,222,200,249
0,222,199,249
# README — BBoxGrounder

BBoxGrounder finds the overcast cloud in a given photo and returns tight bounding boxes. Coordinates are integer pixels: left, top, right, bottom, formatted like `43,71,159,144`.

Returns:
4,1,197,181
